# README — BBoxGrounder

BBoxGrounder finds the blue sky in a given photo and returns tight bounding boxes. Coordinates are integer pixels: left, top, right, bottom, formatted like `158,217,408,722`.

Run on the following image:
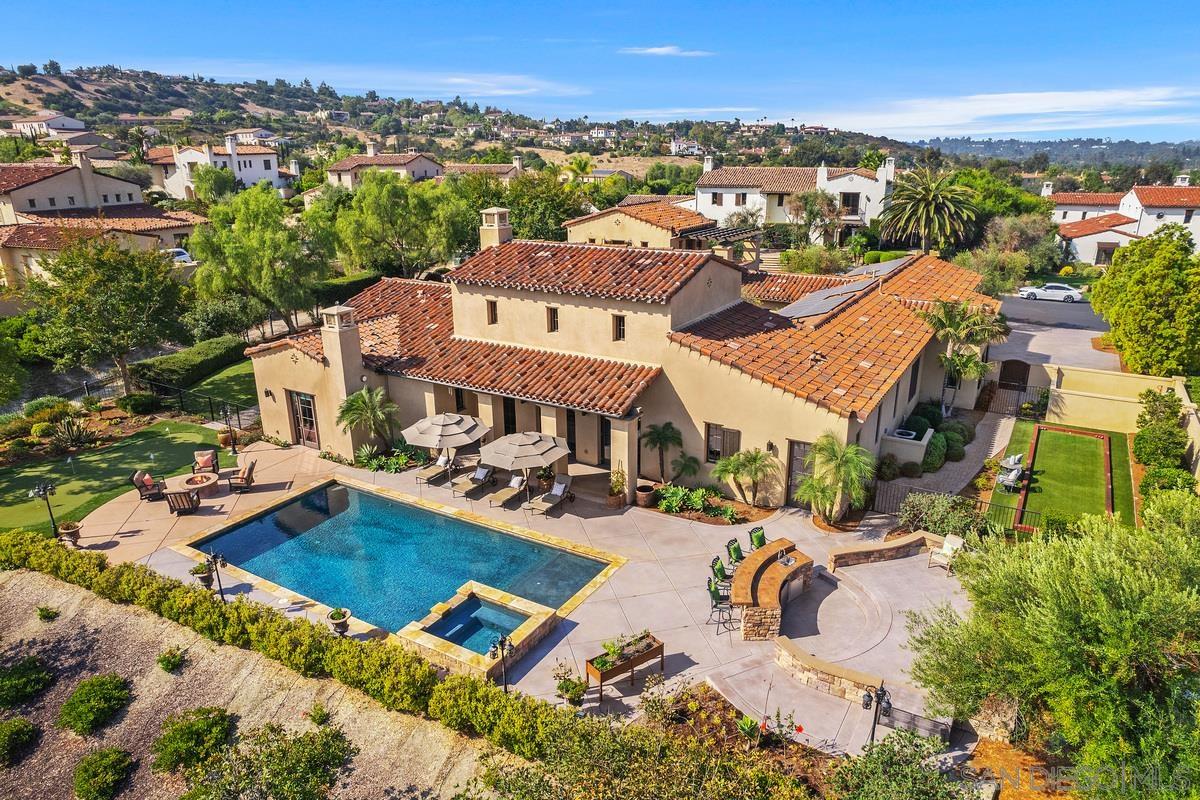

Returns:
8,0,1200,141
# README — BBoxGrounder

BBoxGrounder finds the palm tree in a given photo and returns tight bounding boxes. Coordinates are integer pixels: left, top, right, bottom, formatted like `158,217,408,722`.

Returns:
723,206,763,229
920,301,1010,414
640,422,683,482
712,452,748,503
737,448,776,507
563,154,594,182
793,432,875,523
879,168,978,253
336,387,400,446
785,190,840,246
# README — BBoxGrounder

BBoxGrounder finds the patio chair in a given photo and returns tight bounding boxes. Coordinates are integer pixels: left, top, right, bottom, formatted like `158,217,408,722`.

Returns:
129,469,166,501
165,489,200,516
415,453,451,484
928,534,965,575
726,538,745,570
527,474,575,515
489,473,526,507
749,526,767,550
226,460,257,493
192,447,219,475
706,578,737,631
999,453,1023,471
451,465,495,497
997,467,1023,493
710,556,732,587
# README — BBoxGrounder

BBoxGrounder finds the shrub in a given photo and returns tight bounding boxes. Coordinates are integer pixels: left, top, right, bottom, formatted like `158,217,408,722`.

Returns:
115,392,160,415
912,402,943,428
1040,510,1078,539
943,435,966,462
937,419,975,443
1137,388,1184,429
1140,466,1197,497
50,417,101,449
151,707,234,773
779,245,851,274
311,272,382,308
1082,265,1104,279
307,702,332,726
0,716,38,767
902,414,930,439
0,416,33,441
876,453,900,481
921,432,947,473
863,249,911,264
23,395,68,416
1058,265,1075,277
57,674,131,735
73,748,133,800
27,401,74,425
36,605,59,621
0,656,54,708
129,335,246,387
30,421,54,438
157,647,185,673
900,461,923,478
656,484,688,514
898,492,986,539
1132,422,1188,469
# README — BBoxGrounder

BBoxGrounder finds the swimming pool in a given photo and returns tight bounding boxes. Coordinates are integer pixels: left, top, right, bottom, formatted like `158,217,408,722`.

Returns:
196,482,608,632
425,596,529,655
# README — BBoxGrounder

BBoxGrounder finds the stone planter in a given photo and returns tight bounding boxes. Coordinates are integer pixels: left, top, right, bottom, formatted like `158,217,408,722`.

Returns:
57,522,81,546
193,569,214,589
537,476,554,493
605,492,625,509
328,608,351,635
217,429,234,448
634,484,656,508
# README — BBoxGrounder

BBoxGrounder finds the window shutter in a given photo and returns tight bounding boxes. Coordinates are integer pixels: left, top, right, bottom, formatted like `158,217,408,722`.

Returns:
721,428,741,458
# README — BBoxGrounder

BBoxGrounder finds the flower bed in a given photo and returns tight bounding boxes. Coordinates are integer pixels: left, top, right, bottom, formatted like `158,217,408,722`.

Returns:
640,482,774,525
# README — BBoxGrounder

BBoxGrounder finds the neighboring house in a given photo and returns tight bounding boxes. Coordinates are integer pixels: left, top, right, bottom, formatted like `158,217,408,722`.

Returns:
740,271,862,310
227,127,276,145
1057,213,1141,265
578,168,636,184
43,130,124,149
0,155,145,224
617,194,693,208
115,109,192,125
694,156,896,242
670,138,704,156
563,202,717,249
314,109,350,122
4,111,86,136
442,155,524,184
160,136,291,200
1043,175,1200,250
324,144,443,191
246,209,993,505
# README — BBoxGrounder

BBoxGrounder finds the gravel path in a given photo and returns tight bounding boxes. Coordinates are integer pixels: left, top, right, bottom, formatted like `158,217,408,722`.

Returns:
0,570,484,799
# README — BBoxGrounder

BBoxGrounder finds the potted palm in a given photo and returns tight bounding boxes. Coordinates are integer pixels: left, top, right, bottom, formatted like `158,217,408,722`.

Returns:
190,562,214,589
327,607,351,635
606,465,627,508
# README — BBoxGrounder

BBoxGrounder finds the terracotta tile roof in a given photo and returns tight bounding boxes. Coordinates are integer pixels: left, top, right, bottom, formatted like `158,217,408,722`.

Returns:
326,153,441,172
0,223,93,250
247,278,657,416
1058,213,1139,240
144,147,175,165
22,204,207,232
741,271,860,305
1047,192,1124,206
180,144,277,156
444,163,519,177
617,194,692,207
448,240,733,304
563,203,714,235
670,255,994,418
1131,185,1200,208
827,167,878,180
696,166,819,193
0,163,74,194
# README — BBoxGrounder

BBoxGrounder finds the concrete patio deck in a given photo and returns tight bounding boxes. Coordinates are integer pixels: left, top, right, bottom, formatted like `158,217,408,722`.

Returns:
76,441,967,755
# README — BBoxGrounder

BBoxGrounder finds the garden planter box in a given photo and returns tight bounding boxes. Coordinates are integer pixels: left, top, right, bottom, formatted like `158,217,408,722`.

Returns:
585,633,664,699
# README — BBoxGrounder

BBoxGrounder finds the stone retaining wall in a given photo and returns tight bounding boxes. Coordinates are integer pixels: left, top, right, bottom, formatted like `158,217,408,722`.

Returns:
742,606,782,641
774,637,882,701
827,530,944,572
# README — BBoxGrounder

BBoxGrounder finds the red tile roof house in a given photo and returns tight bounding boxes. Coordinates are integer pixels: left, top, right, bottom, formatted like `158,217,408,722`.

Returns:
246,210,996,504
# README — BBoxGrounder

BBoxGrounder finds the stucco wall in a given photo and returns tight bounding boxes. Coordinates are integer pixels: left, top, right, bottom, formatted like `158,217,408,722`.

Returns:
565,214,675,248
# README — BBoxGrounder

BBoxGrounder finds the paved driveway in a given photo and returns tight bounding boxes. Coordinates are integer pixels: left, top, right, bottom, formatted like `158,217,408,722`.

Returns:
991,295,1119,371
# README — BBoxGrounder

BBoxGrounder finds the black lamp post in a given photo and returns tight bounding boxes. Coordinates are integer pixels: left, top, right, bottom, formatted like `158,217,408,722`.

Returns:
29,481,57,536
861,684,892,745
206,552,229,603
488,635,515,693
222,403,238,457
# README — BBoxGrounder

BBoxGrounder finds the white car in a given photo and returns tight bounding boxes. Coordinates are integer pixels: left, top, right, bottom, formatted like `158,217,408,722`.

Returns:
1017,283,1083,303
161,248,193,263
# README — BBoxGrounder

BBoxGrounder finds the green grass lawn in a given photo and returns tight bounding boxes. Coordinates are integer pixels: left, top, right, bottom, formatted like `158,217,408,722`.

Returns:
0,421,218,531
187,359,259,408
990,419,1135,525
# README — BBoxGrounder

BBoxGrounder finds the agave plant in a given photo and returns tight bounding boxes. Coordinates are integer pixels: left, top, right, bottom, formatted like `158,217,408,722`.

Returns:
50,417,99,450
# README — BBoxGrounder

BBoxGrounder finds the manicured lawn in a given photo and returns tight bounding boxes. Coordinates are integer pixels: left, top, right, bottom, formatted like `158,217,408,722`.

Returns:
187,359,258,408
0,421,218,530
990,420,1135,525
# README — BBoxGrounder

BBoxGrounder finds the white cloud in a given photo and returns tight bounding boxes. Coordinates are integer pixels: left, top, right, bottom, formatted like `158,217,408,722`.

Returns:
586,106,757,120
135,58,588,98
618,45,714,57
784,86,1200,138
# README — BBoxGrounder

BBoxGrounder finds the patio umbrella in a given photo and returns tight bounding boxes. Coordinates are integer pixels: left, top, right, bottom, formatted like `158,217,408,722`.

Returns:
400,413,490,457
478,432,571,502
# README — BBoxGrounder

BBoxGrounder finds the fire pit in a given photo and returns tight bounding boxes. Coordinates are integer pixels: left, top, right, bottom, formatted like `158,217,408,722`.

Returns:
182,472,219,499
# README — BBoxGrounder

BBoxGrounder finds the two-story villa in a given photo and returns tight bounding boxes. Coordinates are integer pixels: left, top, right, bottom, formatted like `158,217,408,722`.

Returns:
159,135,291,200
324,144,443,190
246,209,993,506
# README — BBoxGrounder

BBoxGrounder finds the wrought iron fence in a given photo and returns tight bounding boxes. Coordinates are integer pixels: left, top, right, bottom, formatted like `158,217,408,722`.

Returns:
59,373,255,429
62,373,125,403
869,481,1041,535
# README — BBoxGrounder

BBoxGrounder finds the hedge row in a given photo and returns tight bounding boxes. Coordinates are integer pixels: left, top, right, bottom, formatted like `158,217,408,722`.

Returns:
863,250,912,264
129,336,246,388
311,272,381,309
0,531,801,799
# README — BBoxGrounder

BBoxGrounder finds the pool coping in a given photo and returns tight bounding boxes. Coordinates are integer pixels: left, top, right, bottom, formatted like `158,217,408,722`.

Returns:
169,475,626,642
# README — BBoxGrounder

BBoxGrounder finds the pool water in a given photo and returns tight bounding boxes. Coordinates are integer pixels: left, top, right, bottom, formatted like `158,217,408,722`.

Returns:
200,483,605,632
425,597,529,654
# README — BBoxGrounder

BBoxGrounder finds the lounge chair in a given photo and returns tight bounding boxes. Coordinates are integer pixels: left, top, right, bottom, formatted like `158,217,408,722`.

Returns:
997,467,1023,492
710,556,732,587
165,490,200,516
527,474,574,515
999,453,1023,471
706,578,737,631
928,534,965,575
749,526,767,550
726,538,745,570
192,447,219,475
226,460,257,493
129,470,166,501
489,474,526,507
451,465,495,497
415,453,451,484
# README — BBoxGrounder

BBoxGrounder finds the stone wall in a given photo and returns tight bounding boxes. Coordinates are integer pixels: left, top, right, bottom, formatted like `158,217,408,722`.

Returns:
774,637,881,701
828,530,944,572
742,606,782,641
968,696,1020,742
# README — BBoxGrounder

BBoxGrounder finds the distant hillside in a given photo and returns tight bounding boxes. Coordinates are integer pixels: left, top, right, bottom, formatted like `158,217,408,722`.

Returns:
918,136,1200,167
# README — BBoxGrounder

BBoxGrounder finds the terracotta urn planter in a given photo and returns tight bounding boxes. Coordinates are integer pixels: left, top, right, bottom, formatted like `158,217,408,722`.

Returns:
191,565,214,589
217,429,234,448
634,484,656,508
328,608,351,635
606,492,625,509
57,522,81,546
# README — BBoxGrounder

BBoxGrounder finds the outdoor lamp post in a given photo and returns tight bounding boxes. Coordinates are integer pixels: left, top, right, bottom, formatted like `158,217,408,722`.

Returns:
221,403,239,456
29,481,57,537
206,552,229,603
489,635,516,693
861,684,892,745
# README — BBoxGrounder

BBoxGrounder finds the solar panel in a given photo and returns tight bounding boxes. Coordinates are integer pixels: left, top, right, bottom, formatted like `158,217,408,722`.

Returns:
845,256,909,277
777,277,874,319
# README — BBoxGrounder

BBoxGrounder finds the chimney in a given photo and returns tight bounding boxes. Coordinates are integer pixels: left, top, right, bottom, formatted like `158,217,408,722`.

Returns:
1041,181,1054,197
512,154,523,171
882,156,896,182
703,155,715,173
1175,174,1190,187
224,134,238,168
479,207,513,249
816,162,829,185
365,141,378,157
70,151,100,208
319,306,364,399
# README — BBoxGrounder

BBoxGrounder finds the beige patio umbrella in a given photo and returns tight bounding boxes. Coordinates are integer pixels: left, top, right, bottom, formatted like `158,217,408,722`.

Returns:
478,432,571,502
400,413,490,460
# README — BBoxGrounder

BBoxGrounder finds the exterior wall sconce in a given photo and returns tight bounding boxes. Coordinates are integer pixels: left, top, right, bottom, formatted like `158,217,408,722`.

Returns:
766,440,776,455
264,389,274,399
